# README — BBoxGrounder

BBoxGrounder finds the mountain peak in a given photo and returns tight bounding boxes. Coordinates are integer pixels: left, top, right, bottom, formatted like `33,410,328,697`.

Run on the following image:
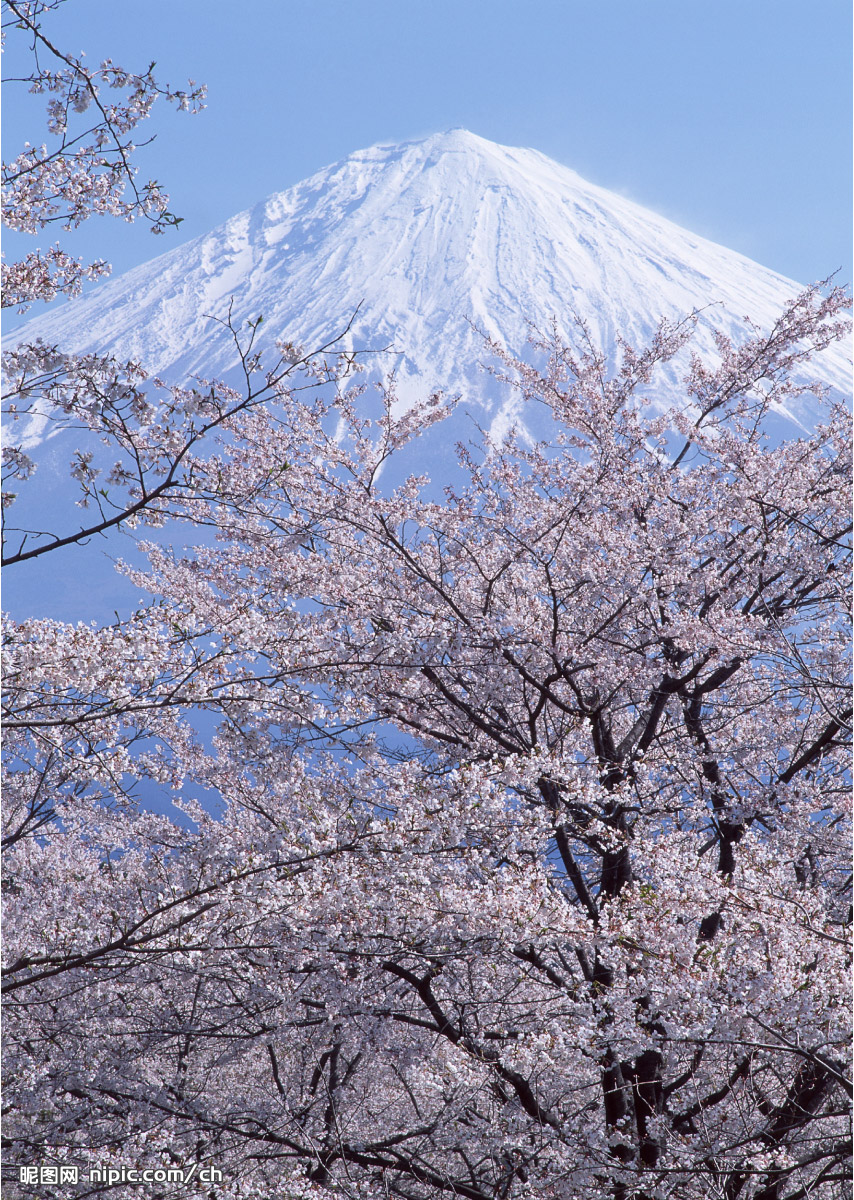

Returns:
7,132,848,432
370,128,503,158
412,127,488,149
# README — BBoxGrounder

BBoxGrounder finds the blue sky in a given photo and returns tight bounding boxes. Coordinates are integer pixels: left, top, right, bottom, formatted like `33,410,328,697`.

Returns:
4,0,852,301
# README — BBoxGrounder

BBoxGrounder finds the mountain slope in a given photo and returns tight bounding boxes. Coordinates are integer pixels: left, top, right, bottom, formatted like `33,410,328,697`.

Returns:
8,130,849,440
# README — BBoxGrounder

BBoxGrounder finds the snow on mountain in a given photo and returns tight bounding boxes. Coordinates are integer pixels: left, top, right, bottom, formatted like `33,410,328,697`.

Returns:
8,129,850,446
4,131,850,624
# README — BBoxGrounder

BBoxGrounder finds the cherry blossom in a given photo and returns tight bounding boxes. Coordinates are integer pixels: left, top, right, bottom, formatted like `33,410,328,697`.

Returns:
2,0,205,310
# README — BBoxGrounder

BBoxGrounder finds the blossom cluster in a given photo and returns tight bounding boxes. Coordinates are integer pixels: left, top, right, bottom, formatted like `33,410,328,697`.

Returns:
2,0,204,308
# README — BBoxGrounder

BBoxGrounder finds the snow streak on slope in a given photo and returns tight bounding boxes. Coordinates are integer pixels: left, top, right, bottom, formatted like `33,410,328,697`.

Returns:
8,130,850,446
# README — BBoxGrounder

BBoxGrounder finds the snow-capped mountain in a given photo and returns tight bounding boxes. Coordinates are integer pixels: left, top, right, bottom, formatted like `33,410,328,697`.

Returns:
4,131,850,625
8,129,850,440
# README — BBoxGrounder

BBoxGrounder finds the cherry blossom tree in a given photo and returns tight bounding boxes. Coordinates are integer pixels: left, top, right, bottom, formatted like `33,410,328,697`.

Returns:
4,288,851,1198
2,5,851,1198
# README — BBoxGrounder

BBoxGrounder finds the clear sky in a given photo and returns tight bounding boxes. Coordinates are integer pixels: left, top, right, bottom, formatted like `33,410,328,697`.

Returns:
4,0,852,311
